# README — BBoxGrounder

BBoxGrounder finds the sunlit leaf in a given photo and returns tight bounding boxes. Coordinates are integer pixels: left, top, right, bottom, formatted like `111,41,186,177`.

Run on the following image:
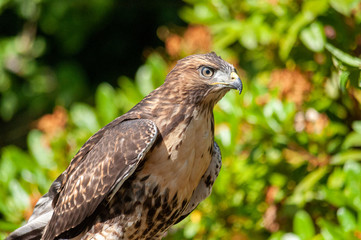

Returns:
294,210,315,240
330,0,360,16
326,43,361,68
331,150,361,165
27,130,54,169
339,70,350,92
282,233,301,240
240,25,258,50
7,180,30,221
337,207,357,232
279,11,314,60
269,232,284,240
302,0,329,16
0,220,19,232
183,222,200,238
300,22,325,52
318,219,346,240
342,132,361,149
320,187,347,207
327,167,345,189
287,167,328,206
70,103,100,132
146,53,167,87
0,146,34,184
95,82,117,125
352,121,361,134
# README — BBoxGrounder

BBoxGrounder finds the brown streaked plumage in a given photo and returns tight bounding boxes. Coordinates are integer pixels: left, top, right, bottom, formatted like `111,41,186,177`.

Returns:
7,52,242,240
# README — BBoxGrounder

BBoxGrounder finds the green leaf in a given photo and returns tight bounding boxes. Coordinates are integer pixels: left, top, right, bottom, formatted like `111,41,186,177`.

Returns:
294,210,315,240
294,167,329,193
300,22,325,52
326,43,361,68
240,25,258,50
287,167,328,206
116,76,143,110
318,219,347,240
302,0,329,16
352,121,361,134
343,132,361,149
330,0,360,16
320,187,347,207
8,180,30,218
95,82,117,125
337,207,357,232
339,70,350,91
269,232,284,240
0,90,18,121
331,150,361,165
349,70,361,89
179,4,217,24
282,233,301,240
344,161,361,181
279,11,314,60
0,220,20,232
27,130,54,169
357,210,361,231
146,53,167,87
343,162,361,211
212,21,242,49
70,103,100,133
332,56,347,71
327,167,345,189
0,146,34,183
183,222,200,238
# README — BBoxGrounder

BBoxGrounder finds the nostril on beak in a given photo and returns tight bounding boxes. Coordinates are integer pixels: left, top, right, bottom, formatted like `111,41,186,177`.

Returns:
229,71,242,94
230,72,239,81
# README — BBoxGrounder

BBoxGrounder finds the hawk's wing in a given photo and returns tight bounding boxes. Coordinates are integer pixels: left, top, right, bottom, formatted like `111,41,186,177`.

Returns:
41,119,158,240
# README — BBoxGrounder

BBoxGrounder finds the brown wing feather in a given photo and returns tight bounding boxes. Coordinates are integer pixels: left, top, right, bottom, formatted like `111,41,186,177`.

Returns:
41,119,158,240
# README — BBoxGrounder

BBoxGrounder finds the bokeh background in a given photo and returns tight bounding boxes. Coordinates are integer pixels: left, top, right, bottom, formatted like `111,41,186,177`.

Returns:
1,0,361,239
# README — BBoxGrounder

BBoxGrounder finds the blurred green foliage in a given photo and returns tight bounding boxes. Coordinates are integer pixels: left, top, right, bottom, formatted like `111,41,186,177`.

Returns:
1,0,361,240
0,0,183,148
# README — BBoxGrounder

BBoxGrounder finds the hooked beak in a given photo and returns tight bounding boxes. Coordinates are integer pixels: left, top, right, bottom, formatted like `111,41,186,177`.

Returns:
229,71,243,94
210,71,243,94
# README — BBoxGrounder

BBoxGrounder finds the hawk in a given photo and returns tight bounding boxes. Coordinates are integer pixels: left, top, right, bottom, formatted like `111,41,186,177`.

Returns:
7,52,242,240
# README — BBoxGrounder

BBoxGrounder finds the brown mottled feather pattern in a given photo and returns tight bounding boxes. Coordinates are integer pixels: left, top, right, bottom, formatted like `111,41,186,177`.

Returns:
42,119,158,239
8,52,241,240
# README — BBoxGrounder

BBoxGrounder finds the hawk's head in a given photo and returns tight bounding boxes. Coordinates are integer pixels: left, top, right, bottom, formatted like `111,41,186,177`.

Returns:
165,52,242,105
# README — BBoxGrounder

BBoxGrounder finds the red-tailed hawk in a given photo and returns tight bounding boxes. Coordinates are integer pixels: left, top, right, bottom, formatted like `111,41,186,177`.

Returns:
7,52,242,240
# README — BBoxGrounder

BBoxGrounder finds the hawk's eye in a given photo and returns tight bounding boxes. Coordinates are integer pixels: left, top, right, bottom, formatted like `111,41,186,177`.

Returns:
200,66,214,78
